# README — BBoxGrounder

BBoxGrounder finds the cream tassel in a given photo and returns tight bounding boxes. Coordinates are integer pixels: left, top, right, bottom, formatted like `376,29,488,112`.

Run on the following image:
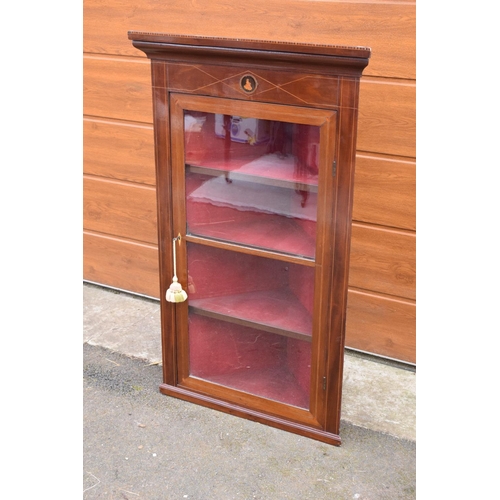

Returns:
166,235,188,303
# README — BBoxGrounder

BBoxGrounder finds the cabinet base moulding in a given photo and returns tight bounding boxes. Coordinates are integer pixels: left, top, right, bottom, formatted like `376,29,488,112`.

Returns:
159,383,342,446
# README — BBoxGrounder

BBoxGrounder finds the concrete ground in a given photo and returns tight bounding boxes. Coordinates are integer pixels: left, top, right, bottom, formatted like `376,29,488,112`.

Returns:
83,282,416,499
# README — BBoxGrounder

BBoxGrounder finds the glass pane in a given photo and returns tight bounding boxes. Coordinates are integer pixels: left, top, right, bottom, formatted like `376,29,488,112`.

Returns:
186,242,314,409
184,112,319,259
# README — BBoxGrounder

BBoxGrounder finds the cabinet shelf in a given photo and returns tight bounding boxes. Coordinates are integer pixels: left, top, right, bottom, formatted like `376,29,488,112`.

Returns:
186,152,318,192
187,170,317,258
189,289,313,342
187,215,316,259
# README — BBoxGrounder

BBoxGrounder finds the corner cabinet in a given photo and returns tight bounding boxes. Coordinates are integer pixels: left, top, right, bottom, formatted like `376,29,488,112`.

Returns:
128,32,370,446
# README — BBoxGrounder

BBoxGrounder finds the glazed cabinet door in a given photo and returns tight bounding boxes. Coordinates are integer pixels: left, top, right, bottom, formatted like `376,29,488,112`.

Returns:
169,93,338,430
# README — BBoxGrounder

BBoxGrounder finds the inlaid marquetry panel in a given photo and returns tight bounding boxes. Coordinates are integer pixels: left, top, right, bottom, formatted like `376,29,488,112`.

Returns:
166,63,341,109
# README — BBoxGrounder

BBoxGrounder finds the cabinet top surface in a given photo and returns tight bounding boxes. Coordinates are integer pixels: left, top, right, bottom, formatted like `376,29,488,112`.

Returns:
127,31,371,60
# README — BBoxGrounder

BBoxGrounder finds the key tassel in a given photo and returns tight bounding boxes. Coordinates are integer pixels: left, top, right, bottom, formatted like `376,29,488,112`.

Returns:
166,236,188,303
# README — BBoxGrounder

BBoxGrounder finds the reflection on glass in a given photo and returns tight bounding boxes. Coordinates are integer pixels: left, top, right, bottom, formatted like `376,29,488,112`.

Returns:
187,243,313,409
184,112,320,259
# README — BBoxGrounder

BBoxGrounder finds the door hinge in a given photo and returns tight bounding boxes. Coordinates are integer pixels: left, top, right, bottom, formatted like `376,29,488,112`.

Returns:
322,376,327,391
332,160,337,177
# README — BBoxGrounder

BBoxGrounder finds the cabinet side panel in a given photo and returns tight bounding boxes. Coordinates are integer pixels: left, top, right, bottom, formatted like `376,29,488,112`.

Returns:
324,78,360,435
151,61,178,385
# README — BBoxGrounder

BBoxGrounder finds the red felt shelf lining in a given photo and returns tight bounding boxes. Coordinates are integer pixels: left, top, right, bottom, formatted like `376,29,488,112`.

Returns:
202,364,309,409
189,288,313,341
187,313,311,409
187,215,316,259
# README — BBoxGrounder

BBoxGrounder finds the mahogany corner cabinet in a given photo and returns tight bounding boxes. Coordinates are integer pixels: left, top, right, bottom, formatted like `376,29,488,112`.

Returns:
128,32,371,446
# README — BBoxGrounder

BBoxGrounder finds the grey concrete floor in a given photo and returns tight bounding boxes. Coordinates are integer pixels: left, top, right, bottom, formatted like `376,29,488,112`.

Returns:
83,282,416,499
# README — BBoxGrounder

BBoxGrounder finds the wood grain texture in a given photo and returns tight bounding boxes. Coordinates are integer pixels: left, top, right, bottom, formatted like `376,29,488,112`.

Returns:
346,289,415,364
84,57,415,159
84,118,155,185
349,223,415,300
83,0,415,79
84,56,153,123
84,231,160,298
358,78,416,157
352,154,415,230
83,177,158,244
